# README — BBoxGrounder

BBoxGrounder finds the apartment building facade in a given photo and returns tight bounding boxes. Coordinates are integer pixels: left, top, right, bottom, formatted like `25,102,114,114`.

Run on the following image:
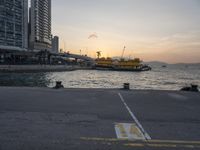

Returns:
29,0,52,51
0,0,28,51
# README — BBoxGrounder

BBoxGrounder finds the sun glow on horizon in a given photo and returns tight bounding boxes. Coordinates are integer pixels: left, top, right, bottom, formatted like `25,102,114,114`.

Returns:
52,0,200,63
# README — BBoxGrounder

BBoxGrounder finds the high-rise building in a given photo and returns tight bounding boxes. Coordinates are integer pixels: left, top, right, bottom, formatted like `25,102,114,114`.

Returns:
52,36,59,53
0,0,28,51
29,0,52,51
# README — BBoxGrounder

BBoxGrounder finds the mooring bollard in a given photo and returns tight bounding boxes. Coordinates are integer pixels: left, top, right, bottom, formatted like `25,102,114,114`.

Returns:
191,84,199,92
124,83,130,90
54,81,64,89
180,84,199,92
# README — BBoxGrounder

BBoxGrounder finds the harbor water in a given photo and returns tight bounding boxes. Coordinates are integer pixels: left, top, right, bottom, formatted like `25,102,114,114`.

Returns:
0,64,199,90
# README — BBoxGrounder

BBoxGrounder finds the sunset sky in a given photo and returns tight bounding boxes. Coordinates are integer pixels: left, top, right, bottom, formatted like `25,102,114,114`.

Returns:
52,0,200,63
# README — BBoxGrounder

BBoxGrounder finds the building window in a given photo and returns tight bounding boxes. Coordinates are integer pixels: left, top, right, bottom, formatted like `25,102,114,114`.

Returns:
0,0,4,5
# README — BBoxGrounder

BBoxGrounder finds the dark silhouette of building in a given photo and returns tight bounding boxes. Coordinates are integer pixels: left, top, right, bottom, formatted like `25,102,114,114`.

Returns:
52,36,59,53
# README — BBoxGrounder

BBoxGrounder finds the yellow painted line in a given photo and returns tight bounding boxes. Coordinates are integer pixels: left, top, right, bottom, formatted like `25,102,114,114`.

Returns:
124,143,144,147
124,143,200,149
125,143,175,148
81,137,200,148
81,137,200,145
146,143,177,148
80,137,126,142
149,139,200,145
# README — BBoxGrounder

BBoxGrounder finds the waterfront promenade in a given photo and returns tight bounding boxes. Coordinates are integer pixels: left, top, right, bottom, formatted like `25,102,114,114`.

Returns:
0,87,200,149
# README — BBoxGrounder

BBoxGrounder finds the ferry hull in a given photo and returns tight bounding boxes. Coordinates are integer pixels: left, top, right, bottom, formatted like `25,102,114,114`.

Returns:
94,65,151,72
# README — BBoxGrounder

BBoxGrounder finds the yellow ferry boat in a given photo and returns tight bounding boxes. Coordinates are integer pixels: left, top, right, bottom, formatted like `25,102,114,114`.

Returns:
94,48,151,71
95,57,151,71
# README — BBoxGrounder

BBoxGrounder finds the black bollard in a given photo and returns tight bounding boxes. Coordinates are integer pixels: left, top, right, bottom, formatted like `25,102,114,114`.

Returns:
180,84,199,92
54,81,64,89
191,84,199,92
124,83,130,90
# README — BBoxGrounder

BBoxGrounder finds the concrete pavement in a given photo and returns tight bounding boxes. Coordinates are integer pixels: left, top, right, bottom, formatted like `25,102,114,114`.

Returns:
0,87,200,149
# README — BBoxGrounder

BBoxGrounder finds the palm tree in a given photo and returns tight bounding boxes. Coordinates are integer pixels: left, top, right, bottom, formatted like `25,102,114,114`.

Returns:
96,51,101,59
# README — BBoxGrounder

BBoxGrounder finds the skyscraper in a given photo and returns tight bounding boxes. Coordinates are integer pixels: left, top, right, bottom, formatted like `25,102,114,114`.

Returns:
52,36,59,53
29,0,52,51
0,0,28,50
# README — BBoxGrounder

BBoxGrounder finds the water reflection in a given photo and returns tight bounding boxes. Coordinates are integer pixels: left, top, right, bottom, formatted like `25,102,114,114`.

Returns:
0,65,200,90
0,73,51,87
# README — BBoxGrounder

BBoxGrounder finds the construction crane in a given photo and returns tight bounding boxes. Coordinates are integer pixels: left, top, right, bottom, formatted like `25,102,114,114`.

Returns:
96,51,101,59
121,46,126,60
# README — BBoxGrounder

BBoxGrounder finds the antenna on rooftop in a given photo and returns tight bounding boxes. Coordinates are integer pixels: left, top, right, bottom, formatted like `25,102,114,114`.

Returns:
121,46,126,59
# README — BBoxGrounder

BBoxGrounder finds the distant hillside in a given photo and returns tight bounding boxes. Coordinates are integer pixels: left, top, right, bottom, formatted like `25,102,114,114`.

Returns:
111,58,200,66
173,63,200,66
144,61,168,66
145,61,200,66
